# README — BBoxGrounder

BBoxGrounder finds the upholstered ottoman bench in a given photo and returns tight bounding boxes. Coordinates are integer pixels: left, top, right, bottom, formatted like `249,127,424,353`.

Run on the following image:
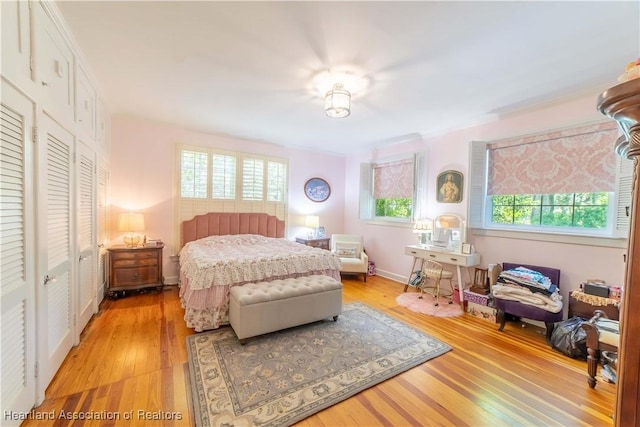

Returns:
229,275,343,344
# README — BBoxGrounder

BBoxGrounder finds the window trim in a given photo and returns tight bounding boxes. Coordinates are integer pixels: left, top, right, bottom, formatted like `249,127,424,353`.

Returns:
359,151,428,224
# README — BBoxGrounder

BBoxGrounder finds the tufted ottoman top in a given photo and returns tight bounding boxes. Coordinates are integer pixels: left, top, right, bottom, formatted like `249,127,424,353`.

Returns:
230,275,343,306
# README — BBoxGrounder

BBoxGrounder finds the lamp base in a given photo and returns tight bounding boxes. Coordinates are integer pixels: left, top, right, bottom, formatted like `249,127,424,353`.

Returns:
123,234,141,248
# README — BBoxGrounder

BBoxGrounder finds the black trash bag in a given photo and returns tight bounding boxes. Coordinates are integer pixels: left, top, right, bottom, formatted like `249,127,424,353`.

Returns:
550,316,587,360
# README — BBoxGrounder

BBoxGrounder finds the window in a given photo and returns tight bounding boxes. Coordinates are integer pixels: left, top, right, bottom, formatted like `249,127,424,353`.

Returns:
360,152,427,222
468,122,632,237
177,144,288,239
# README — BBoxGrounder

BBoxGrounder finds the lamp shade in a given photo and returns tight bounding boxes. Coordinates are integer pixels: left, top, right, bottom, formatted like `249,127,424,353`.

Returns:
118,213,145,247
413,218,433,233
305,215,320,229
325,83,351,118
118,213,145,232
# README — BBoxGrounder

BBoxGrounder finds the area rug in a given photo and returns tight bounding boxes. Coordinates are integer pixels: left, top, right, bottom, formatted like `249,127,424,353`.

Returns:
186,302,451,427
396,291,464,317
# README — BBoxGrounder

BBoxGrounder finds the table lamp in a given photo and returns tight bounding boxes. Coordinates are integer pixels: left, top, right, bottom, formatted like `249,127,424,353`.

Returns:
412,218,433,245
305,215,320,238
118,212,145,247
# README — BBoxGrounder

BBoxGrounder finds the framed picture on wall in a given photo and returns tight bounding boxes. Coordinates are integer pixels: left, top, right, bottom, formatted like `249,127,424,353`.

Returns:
436,170,463,203
304,177,331,202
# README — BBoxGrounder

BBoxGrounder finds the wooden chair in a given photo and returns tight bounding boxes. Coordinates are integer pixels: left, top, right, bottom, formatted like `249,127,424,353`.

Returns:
581,310,620,389
418,260,454,306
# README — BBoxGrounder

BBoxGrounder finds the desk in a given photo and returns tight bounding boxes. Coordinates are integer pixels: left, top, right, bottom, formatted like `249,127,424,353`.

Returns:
404,245,481,302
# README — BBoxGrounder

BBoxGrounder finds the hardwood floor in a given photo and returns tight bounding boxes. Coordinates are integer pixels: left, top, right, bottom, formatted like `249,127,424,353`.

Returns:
24,275,616,426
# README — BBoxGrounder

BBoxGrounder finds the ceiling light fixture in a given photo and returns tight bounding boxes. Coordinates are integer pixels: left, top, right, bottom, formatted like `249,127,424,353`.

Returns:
324,83,351,118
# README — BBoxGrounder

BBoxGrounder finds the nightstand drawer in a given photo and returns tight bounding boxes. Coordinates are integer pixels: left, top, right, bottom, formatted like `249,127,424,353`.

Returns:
112,257,158,268
111,249,159,261
112,266,159,287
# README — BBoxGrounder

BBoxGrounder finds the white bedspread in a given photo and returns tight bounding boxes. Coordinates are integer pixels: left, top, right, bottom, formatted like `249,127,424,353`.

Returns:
178,235,342,331
180,234,341,290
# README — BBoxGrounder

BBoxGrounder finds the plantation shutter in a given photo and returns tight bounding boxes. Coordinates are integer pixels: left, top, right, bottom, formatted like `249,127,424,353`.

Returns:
176,144,289,245
242,158,264,200
212,154,236,199
359,163,373,219
181,150,208,198
468,141,488,229
614,148,634,238
1,83,36,416
267,161,286,202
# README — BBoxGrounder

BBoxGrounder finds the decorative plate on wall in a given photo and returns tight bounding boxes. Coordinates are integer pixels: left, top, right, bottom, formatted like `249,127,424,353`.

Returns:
304,177,331,202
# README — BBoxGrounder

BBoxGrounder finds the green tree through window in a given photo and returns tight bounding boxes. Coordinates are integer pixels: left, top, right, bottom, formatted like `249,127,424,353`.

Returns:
491,193,609,229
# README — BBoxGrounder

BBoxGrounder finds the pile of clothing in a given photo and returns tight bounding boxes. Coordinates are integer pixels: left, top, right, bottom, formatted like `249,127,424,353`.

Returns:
491,266,562,313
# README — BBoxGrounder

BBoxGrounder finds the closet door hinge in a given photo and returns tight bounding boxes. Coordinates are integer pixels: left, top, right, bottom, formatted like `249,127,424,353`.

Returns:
34,362,39,379
32,126,38,142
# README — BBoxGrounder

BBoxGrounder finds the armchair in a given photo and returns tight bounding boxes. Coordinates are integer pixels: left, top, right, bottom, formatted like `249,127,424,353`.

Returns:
494,263,563,342
330,234,368,282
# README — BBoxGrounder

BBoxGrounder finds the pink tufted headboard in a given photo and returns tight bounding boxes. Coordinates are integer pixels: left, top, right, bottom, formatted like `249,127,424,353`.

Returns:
181,212,285,248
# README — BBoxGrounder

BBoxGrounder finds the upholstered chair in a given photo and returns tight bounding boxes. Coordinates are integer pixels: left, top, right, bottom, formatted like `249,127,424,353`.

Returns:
494,263,563,342
330,234,368,282
581,310,620,389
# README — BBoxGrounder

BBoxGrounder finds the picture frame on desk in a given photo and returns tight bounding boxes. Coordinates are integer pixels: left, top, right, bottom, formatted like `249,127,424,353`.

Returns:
461,243,472,254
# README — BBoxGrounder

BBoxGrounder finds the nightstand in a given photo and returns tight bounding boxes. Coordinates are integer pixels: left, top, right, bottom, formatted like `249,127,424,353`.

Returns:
569,289,620,320
107,243,164,298
295,237,330,250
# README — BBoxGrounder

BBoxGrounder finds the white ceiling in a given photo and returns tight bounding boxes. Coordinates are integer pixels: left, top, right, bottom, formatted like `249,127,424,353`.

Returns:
56,1,639,155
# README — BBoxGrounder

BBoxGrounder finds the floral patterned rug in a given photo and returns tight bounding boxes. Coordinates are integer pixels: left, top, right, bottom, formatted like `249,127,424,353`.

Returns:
186,302,452,427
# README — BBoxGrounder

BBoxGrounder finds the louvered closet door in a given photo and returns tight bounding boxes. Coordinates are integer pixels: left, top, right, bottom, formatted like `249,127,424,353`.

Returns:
76,142,96,332
96,160,108,303
37,113,74,393
1,81,36,420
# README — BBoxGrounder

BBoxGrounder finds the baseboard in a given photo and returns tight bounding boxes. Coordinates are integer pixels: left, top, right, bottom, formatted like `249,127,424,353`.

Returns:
373,269,405,284
164,275,179,285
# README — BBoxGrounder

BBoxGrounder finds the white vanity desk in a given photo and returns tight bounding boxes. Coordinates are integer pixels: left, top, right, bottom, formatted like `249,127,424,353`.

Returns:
404,244,481,302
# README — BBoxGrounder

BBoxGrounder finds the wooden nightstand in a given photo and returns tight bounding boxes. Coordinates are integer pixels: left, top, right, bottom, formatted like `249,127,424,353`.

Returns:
107,243,164,298
569,290,620,320
295,237,330,250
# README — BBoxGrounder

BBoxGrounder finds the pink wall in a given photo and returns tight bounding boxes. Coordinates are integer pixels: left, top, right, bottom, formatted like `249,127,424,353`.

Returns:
110,91,627,317
344,92,626,316
110,115,345,283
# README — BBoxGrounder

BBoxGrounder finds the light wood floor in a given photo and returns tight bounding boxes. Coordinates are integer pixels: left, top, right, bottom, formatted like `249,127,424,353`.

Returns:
25,275,616,426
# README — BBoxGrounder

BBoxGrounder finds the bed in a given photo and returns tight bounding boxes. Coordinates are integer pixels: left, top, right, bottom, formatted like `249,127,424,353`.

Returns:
178,212,341,331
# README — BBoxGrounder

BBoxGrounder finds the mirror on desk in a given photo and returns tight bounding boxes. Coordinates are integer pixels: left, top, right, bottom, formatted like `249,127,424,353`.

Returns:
432,214,466,252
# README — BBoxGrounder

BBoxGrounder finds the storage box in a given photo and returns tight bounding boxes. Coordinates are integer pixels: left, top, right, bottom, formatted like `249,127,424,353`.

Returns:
466,302,498,323
464,289,491,306
584,282,609,298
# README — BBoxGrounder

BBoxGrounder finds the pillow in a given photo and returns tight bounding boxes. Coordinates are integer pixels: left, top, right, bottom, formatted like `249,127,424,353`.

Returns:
335,242,360,258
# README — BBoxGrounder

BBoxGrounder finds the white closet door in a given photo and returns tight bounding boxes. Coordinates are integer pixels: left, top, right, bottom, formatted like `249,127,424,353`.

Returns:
37,114,74,395
1,81,36,422
76,142,96,332
96,160,109,303
1,0,33,88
